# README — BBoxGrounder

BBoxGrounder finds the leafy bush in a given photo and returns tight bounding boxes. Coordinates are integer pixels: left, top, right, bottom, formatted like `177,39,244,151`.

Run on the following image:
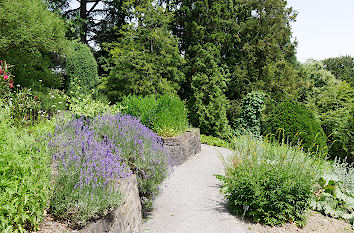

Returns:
48,116,130,227
0,0,67,89
33,87,68,112
217,133,325,227
187,43,230,138
69,94,122,119
0,102,50,232
66,41,99,95
307,78,353,162
233,91,265,135
200,134,232,149
122,95,189,137
311,159,354,227
263,99,327,152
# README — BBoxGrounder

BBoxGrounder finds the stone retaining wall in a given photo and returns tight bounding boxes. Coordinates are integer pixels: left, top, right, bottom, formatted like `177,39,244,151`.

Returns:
161,128,201,166
79,174,142,233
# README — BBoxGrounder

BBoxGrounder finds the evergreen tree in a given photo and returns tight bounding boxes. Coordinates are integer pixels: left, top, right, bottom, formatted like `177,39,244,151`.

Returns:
174,0,298,100
188,43,230,138
106,0,185,103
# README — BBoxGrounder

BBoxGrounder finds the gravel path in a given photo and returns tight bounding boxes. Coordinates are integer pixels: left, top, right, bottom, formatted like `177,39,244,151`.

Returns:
143,144,246,233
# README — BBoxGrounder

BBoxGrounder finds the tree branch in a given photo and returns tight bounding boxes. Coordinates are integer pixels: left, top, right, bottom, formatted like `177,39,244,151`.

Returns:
64,7,80,16
87,1,101,15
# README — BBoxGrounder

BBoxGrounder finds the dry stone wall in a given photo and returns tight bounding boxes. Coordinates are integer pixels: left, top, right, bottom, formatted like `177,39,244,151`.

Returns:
79,174,142,233
161,128,201,166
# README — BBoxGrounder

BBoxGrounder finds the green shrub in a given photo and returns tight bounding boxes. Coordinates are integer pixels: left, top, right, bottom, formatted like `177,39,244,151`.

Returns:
233,91,265,135
263,99,327,152
0,0,67,89
217,133,325,226
122,95,189,137
200,134,232,149
66,41,99,95
0,102,51,232
307,78,353,162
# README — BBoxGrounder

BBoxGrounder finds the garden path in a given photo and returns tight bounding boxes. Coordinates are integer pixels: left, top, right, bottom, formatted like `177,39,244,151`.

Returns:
143,144,246,233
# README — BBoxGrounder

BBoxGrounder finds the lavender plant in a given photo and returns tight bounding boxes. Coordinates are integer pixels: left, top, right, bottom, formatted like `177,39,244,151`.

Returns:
48,113,171,226
48,116,130,227
92,114,172,210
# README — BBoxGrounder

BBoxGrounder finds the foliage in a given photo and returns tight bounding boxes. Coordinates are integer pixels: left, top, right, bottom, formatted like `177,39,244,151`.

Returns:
297,59,335,102
174,0,297,100
299,59,353,162
0,102,51,232
68,78,122,118
307,78,353,162
311,159,354,227
91,114,171,211
187,43,230,138
323,55,354,86
69,94,122,119
217,133,325,227
122,95,189,137
0,60,14,99
233,91,265,135
8,87,43,125
106,1,185,103
33,87,69,112
48,116,130,227
66,40,99,95
200,134,232,149
0,0,68,89
263,99,327,152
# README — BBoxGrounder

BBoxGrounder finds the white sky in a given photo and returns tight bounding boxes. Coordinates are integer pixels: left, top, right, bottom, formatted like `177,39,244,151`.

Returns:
287,0,354,62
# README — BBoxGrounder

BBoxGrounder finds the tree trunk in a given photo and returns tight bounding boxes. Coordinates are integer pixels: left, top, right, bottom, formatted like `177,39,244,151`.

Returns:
80,0,88,43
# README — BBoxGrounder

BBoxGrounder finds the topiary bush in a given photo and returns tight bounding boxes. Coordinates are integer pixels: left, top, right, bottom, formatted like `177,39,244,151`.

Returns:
263,99,327,152
122,94,189,137
66,41,99,95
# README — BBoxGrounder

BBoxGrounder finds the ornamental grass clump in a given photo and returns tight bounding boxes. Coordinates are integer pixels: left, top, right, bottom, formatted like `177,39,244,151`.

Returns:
48,116,130,227
217,133,326,227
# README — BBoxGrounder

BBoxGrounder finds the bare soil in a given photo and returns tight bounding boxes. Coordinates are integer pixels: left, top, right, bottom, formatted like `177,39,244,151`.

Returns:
242,210,353,233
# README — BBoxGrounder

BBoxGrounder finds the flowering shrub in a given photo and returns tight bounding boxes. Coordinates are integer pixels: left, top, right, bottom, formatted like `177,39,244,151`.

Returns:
93,114,172,210
217,133,325,227
48,116,130,227
48,113,171,225
0,60,14,98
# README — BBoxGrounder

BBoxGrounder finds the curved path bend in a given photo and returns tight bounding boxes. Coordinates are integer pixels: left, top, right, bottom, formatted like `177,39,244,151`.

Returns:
143,144,246,233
